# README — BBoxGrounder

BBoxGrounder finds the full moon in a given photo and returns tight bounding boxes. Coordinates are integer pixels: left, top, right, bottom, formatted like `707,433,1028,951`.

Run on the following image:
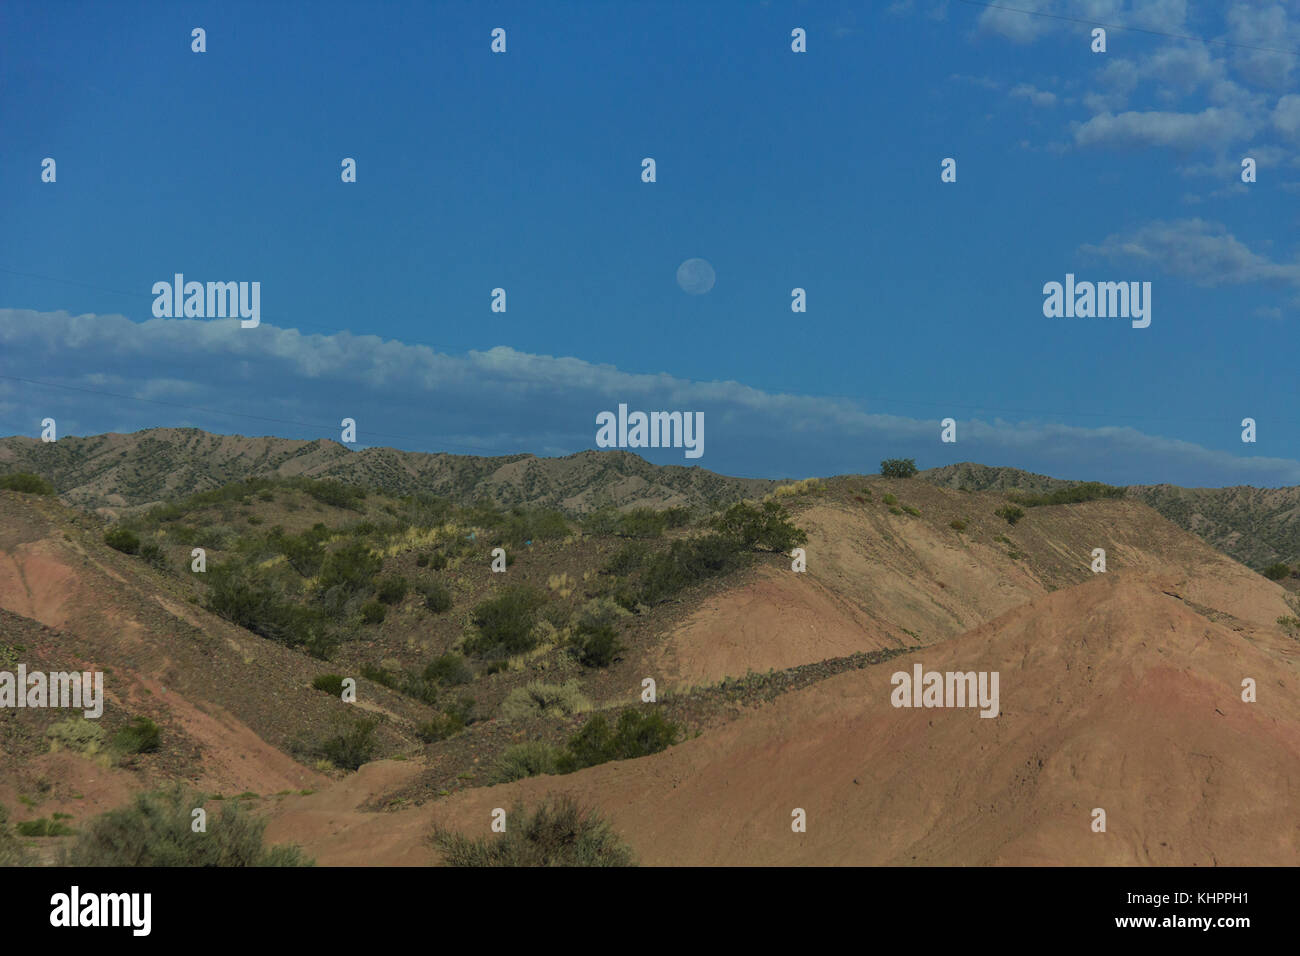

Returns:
676,257,716,295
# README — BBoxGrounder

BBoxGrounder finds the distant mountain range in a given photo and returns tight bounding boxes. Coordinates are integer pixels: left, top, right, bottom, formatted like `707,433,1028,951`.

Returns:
920,462,1300,570
0,431,1296,570
0,427,777,517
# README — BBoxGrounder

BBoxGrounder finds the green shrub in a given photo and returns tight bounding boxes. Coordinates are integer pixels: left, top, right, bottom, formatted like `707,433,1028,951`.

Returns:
311,674,347,697
139,542,169,570
1263,563,1291,581
433,796,635,867
949,519,967,532
317,717,378,771
709,500,807,552
0,472,55,495
1008,482,1125,508
429,551,449,570
556,709,680,773
500,680,591,720
104,527,140,554
319,541,382,593
633,534,749,607
360,600,387,624
995,505,1025,526
420,580,453,614
880,458,918,479
64,785,312,866
468,585,548,656
303,479,366,510
882,493,898,506
416,553,430,568
376,575,409,605
415,698,474,742
112,716,161,755
571,603,625,668
616,508,668,538
16,817,74,837
46,718,107,756
606,541,649,575
902,505,921,517
424,653,472,686
490,742,562,784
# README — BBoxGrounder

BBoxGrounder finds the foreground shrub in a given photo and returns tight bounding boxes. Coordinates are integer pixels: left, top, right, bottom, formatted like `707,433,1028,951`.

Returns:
420,579,453,613
312,717,378,771
64,785,312,866
423,653,472,685
490,742,562,784
467,585,548,656
556,709,679,773
500,680,591,720
995,505,1025,526
112,716,161,755
311,674,347,697
432,796,635,867
415,698,475,742
360,600,387,624
376,575,409,605
0,472,55,495
104,527,140,555
709,500,807,553
633,534,748,606
1264,563,1291,581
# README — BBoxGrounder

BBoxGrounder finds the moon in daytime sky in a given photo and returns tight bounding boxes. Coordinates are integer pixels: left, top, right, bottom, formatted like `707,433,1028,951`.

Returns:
676,257,716,295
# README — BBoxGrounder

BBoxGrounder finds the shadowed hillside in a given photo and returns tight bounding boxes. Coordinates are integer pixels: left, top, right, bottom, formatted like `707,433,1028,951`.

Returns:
0,428,778,518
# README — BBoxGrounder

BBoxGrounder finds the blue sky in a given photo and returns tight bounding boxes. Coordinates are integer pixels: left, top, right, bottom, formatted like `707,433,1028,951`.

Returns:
2,0,1298,486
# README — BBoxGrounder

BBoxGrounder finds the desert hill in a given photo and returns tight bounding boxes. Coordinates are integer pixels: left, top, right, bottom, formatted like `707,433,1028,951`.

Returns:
0,427,777,517
922,462,1300,570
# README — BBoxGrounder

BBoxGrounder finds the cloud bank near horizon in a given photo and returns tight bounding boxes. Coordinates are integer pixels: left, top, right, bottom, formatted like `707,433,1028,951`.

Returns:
1,308,1296,488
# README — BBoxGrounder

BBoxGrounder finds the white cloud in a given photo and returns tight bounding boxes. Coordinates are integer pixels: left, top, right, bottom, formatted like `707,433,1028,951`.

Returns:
1072,107,1259,149
1081,218,1300,286
1,309,1297,487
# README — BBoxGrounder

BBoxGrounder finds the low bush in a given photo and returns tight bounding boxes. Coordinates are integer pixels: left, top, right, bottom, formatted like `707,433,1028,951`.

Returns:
0,472,55,495
64,785,312,866
112,716,161,755
995,505,1025,526
432,796,635,867
556,709,679,774
467,585,548,657
104,527,140,555
420,580,453,614
1263,563,1291,581
311,674,347,697
423,653,472,686
490,741,562,784
500,680,591,720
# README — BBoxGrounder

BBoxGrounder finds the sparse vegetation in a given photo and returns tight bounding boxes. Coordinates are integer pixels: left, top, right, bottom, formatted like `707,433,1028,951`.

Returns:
64,785,312,866
111,716,161,755
500,680,591,720
949,519,967,532
1008,482,1125,508
710,500,807,553
995,505,1025,526
0,472,55,495
432,796,635,867
1264,563,1291,581
467,585,548,657
490,742,562,784
419,579,453,613
104,527,141,554
311,674,347,697
556,708,680,773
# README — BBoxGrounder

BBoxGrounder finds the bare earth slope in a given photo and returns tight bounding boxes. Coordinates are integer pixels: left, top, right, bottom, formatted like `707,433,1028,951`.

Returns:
267,575,1300,866
648,480,1294,690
